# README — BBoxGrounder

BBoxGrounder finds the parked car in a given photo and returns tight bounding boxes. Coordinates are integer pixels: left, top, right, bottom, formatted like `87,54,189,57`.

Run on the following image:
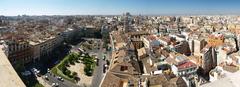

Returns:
55,83,59,87
54,60,60,65
51,83,59,87
47,68,50,73
44,75,49,80
102,56,106,60
31,68,41,77
57,76,64,82
95,59,99,66
103,64,108,73
21,71,31,76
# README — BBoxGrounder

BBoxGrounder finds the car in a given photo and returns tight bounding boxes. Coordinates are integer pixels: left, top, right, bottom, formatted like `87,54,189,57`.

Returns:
31,68,41,76
30,68,37,73
54,60,60,64
79,61,83,63
55,83,59,87
103,64,106,73
0,40,4,45
102,55,106,60
44,76,49,80
104,64,108,67
51,83,56,87
36,70,41,77
60,78,64,82
47,68,50,73
21,71,31,76
57,77,64,82
51,83,55,85
96,59,99,66
36,73,41,77
51,83,59,87
57,76,61,79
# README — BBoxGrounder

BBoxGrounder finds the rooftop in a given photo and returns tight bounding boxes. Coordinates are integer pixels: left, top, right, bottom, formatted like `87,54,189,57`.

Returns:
29,36,56,45
177,61,197,70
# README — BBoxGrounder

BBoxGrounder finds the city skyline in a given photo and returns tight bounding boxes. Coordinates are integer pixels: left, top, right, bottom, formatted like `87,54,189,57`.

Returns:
1,0,240,16
2,1,240,87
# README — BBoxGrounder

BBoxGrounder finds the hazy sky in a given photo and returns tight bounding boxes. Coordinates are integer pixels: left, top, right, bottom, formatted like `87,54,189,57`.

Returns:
0,0,240,16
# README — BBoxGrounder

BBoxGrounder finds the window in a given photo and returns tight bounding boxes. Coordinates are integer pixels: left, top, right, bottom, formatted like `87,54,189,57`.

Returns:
113,60,118,64
120,66,128,71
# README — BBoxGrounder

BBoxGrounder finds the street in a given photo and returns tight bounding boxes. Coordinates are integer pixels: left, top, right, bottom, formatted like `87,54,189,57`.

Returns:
42,73,79,87
91,41,107,87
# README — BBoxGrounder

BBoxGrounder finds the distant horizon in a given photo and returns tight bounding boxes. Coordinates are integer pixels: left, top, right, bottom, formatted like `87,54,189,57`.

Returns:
1,0,240,16
2,13,240,16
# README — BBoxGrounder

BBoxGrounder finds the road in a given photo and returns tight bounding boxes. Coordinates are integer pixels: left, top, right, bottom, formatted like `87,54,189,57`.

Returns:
43,73,79,87
91,41,106,87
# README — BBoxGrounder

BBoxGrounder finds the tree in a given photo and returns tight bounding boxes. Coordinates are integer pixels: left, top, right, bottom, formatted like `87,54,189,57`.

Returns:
58,64,66,72
74,77,80,82
63,60,69,66
72,54,78,62
72,72,78,78
68,55,74,64
84,64,93,76
64,69,71,76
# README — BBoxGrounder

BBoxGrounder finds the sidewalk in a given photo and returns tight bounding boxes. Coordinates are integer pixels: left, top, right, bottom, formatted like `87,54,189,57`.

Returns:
37,77,51,87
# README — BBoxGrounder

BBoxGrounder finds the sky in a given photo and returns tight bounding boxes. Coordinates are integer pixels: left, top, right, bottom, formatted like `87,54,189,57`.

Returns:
0,0,240,16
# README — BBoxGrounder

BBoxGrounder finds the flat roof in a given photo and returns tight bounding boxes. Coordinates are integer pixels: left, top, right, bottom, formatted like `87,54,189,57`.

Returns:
29,36,56,45
0,45,26,87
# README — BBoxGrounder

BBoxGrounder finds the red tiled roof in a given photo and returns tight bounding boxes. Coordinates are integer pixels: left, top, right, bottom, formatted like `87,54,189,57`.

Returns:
159,36,171,42
147,35,157,40
208,34,224,39
177,61,197,70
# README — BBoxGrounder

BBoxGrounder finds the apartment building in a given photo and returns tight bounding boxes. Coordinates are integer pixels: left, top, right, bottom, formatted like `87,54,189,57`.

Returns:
29,35,63,61
1,33,33,64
